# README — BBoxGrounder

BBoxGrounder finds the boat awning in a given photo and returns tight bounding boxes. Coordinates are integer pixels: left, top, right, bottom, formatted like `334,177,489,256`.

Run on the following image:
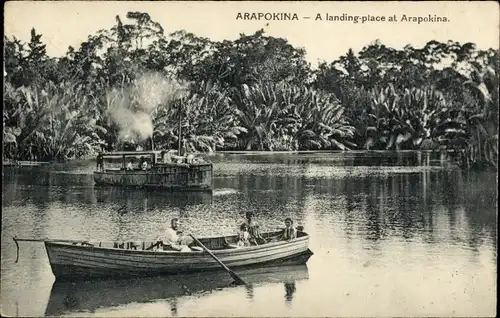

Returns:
100,151,165,157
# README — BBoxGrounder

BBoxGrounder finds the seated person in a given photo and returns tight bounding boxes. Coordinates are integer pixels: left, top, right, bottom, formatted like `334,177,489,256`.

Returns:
236,224,251,247
163,151,172,163
126,161,134,170
170,154,189,166
243,212,267,245
158,218,194,252
278,218,297,241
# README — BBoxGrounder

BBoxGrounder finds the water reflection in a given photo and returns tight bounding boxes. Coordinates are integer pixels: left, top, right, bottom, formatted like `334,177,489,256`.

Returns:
284,282,296,305
168,298,178,317
94,187,213,210
3,167,94,186
44,265,309,316
245,284,255,302
210,150,446,167
220,165,496,250
3,183,213,210
1,151,497,317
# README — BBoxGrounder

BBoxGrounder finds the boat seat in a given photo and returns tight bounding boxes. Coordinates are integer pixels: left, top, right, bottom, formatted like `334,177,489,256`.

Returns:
114,242,125,249
73,241,94,247
128,242,141,250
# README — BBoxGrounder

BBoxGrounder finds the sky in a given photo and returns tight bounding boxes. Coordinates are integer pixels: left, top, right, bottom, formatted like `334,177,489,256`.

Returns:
4,1,499,65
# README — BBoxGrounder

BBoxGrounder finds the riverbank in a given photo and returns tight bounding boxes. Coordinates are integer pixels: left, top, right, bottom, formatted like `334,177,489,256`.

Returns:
4,150,496,178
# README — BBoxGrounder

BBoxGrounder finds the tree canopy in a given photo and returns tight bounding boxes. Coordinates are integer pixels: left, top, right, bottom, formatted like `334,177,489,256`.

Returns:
3,12,498,169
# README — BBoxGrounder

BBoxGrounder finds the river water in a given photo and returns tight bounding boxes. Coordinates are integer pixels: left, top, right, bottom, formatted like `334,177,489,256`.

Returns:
1,151,497,317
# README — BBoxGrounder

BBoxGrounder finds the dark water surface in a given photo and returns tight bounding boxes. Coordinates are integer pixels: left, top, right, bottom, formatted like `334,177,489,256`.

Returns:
1,151,497,317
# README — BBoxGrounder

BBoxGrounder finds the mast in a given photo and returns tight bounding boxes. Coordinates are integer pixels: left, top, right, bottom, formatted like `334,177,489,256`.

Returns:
177,103,182,156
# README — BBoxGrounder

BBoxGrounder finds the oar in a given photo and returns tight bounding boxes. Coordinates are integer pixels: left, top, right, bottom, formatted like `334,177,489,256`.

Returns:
146,241,165,251
13,237,91,244
12,237,92,263
189,234,247,286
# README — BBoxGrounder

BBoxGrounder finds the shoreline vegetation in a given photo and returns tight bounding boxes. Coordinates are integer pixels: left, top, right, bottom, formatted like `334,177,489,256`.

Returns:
3,12,498,170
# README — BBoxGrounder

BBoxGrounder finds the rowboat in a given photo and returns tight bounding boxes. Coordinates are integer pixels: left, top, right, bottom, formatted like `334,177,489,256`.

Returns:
45,264,309,316
43,230,313,281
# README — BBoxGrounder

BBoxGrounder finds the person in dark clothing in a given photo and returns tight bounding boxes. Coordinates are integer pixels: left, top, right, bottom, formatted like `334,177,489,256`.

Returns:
96,153,104,171
279,218,297,241
242,212,267,245
139,156,147,170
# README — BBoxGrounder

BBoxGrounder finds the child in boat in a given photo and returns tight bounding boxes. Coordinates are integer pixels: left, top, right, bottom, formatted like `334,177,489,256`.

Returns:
237,223,251,247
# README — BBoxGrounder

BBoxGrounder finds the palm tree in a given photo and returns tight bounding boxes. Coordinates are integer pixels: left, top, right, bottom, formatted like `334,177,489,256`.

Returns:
360,84,447,150
431,57,498,169
232,81,356,151
232,82,290,150
462,60,498,168
3,80,103,161
291,86,356,150
3,82,22,160
154,80,246,153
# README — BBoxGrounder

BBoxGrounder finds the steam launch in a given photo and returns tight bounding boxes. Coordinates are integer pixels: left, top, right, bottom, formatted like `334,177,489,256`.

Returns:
93,149,213,191
93,73,214,191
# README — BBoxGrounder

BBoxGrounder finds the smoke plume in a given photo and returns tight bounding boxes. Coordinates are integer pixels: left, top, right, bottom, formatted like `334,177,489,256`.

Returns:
106,72,188,145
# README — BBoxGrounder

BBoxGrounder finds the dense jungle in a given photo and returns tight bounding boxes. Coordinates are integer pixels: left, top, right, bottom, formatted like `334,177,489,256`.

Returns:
3,12,498,169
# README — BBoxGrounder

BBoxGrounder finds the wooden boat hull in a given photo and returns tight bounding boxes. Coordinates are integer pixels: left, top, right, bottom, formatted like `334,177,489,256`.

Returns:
44,233,313,281
93,163,213,190
45,264,309,316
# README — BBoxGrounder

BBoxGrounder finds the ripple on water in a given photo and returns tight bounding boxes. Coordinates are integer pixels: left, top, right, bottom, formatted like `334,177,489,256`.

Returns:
1,151,497,317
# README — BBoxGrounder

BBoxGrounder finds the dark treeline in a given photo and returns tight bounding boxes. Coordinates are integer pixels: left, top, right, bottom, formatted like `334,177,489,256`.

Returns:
3,12,498,169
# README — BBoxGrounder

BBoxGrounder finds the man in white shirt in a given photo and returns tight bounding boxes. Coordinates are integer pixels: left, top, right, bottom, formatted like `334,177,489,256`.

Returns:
161,150,172,164
126,161,134,170
160,218,194,251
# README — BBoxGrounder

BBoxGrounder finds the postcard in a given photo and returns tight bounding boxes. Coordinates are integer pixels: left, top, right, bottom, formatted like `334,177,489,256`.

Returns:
2,1,498,317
